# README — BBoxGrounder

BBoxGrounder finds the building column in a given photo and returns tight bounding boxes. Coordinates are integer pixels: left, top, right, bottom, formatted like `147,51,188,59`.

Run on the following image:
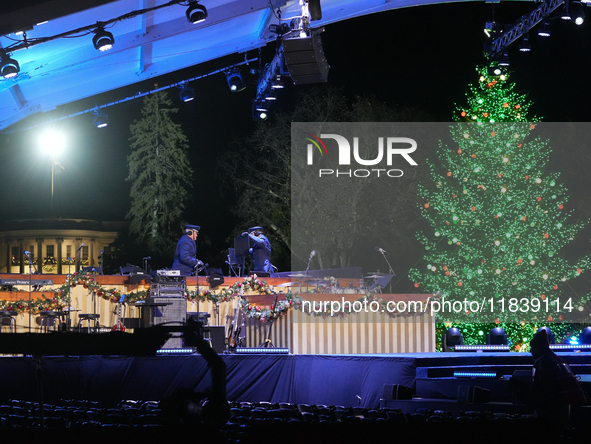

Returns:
5,242,9,273
56,237,63,275
90,238,95,268
75,237,83,273
18,238,24,274
36,238,44,274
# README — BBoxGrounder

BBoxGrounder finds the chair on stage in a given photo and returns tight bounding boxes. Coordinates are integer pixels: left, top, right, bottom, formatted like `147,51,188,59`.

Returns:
78,313,101,333
0,311,18,333
37,311,63,333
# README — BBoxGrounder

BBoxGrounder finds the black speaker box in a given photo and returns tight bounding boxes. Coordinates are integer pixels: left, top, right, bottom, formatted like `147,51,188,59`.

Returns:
382,384,413,400
202,326,226,354
283,35,329,85
207,269,225,288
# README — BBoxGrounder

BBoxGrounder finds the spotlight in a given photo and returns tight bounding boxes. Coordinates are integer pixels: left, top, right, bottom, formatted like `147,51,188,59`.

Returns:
92,27,115,51
186,1,208,24
498,53,510,67
442,327,463,352
254,100,268,112
252,101,268,121
519,35,531,52
580,326,591,344
487,327,508,345
264,90,277,101
0,54,19,79
487,65,503,76
536,326,555,344
538,20,551,37
179,84,195,102
561,2,572,20
571,1,585,25
269,23,290,35
225,68,245,92
271,75,285,89
92,110,109,128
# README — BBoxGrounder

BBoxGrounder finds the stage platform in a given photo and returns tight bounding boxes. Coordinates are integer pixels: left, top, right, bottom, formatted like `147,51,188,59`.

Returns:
1,351,590,416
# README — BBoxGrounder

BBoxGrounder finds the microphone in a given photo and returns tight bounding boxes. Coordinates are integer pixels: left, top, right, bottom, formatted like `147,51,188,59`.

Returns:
375,246,387,255
143,256,151,260
309,250,316,259
23,251,31,255
77,243,85,252
100,249,104,255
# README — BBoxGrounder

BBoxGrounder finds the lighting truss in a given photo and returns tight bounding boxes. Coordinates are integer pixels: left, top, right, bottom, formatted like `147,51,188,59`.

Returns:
4,58,257,132
1,0,188,54
488,0,566,54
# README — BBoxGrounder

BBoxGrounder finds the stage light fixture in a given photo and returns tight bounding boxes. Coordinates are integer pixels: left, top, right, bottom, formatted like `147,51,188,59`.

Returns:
487,327,508,345
186,1,208,24
92,110,109,128
454,372,497,379
92,27,115,51
252,101,268,121
225,68,245,92
235,347,289,354
561,2,572,20
498,53,510,67
254,100,268,112
442,327,463,352
519,35,531,52
271,74,285,89
269,23,290,35
179,84,195,102
0,53,20,79
487,65,503,76
580,326,591,344
264,90,277,101
538,20,551,37
453,344,511,352
571,1,585,24
536,326,555,344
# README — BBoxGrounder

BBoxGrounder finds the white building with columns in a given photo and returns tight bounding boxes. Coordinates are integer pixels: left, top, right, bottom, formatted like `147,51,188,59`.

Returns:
0,219,125,274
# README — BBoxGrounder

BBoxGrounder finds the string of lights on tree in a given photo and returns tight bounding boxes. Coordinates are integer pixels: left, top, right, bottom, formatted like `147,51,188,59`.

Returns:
408,63,591,349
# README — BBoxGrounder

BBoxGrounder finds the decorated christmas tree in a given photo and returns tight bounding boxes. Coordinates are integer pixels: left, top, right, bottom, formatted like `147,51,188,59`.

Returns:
408,63,591,347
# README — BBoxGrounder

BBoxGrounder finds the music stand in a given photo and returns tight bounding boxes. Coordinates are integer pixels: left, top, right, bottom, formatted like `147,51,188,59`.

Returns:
234,235,250,277
227,248,240,277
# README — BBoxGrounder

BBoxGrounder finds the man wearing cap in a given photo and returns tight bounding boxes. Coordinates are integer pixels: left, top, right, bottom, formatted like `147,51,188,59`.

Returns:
245,226,274,276
172,224,203,276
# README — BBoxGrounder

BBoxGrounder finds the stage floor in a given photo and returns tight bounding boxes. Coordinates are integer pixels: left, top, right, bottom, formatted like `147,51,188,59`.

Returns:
2,351,591,410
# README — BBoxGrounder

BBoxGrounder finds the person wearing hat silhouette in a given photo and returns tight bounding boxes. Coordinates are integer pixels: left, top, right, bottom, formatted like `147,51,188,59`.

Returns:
172,224,203,276
244,226,274,276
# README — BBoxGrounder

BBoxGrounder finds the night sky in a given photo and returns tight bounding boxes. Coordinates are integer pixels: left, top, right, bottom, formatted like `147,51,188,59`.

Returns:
1,1,590,273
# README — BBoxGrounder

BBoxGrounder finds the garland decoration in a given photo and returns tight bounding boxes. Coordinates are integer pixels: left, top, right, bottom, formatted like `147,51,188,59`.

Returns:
0,273,436,323
0,271,148,315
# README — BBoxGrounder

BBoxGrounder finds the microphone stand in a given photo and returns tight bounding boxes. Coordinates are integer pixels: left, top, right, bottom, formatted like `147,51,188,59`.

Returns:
378,250,396,294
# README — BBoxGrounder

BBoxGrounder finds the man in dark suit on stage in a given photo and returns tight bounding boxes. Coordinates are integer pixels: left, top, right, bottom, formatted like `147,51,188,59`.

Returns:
172,224,203,276
245,226,274,276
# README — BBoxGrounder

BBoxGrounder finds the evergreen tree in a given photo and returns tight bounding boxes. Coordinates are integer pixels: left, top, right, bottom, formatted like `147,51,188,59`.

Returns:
409,65,591,328
127,91,193,258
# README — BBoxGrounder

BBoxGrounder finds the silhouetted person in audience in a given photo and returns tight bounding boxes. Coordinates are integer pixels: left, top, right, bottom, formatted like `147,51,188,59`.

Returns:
529,329,583,438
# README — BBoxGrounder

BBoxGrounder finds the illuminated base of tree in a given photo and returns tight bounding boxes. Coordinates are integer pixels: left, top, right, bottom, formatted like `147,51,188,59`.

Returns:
435,322,587,352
